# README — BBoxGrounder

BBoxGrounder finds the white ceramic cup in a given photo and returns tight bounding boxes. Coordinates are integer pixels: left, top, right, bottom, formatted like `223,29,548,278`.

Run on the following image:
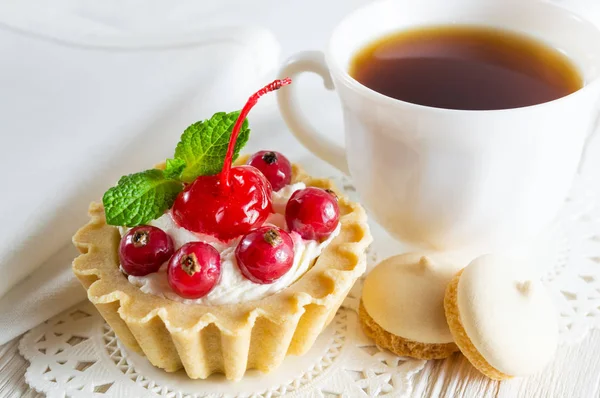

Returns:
277,0,600,252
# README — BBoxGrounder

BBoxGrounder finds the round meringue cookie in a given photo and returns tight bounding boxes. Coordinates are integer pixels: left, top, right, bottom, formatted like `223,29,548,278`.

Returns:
360,253,462,359
444,254,558,380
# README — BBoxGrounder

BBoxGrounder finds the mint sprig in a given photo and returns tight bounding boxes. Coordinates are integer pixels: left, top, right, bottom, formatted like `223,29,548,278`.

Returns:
102,110,251,227
175,111,250,183
163,158,186,180
102,169,183,227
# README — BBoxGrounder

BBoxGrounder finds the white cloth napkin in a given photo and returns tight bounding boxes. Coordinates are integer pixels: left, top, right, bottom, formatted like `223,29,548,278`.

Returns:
0,2,281,344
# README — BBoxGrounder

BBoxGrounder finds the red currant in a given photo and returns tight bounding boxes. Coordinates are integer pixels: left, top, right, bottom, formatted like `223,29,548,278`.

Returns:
167,242,221,299
171,78,292,241
246,151,292,191
172,166,272,241
285,188,340,240
235,226,294,284
119,226,174,276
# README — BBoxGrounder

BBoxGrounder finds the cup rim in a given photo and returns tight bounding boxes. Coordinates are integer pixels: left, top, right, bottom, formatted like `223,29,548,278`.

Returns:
326,0,600,114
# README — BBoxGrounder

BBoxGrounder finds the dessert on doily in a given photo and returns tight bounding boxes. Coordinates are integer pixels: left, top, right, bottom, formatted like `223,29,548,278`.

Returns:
359,252,558,380
72,79,372,381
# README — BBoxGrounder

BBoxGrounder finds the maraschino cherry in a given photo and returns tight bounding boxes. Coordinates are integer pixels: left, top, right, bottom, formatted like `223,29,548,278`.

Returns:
172,79,292,241
286,188,340,240
119,226,174,276
235,226,295,284
167,242,221,299
246,151,292,191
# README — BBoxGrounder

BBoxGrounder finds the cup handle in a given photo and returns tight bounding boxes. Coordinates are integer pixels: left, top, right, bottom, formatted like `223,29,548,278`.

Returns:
277,51,349,174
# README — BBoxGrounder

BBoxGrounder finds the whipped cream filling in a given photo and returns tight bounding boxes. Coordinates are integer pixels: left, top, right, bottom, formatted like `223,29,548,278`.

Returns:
122,182,341,305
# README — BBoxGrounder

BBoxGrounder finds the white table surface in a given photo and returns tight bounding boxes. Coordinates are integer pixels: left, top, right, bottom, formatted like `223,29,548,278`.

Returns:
2,328,600,397
2,0,600,397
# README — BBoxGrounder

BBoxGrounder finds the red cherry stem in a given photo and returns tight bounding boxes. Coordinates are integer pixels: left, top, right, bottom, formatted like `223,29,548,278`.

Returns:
220,78,292,190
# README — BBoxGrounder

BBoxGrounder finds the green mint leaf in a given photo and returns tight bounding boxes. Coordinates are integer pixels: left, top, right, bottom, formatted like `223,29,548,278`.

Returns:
174,111,250,182
102,169,183,227
164,158,186,180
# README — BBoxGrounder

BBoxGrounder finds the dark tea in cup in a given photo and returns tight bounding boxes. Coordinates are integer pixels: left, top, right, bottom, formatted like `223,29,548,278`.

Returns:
349,25,582,110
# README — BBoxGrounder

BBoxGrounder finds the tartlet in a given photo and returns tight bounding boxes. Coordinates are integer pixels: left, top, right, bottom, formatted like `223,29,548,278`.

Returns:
73,161,371,380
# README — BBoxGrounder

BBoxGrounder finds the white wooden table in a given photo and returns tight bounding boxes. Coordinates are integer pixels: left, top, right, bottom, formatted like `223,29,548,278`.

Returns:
2,0,600,396
1,339,42,398
2,327,599,397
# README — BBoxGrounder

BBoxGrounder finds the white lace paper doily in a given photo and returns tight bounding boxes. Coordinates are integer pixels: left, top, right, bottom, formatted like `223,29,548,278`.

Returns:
19,295,425,398
20,173,600,397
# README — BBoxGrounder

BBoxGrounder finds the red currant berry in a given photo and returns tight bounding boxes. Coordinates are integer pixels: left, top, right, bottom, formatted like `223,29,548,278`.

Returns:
167,242,221,299
235,226,294,284
246,151,292,191
119,226,174,276
172,166,272,241
285,188,340,240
